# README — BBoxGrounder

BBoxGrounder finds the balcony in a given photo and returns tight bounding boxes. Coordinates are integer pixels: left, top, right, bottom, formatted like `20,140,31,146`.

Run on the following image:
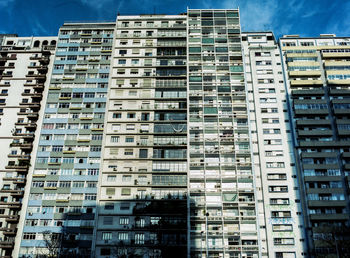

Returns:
296,119,331,127
286,52,317,58
289,70,321,77
0,240,14,249
26,73,46,80
329,88,350,95
322,52,350,58
10,142,32,149
30,56,49,62
334,108,350,115
297,129,333,136
5,164,28,171
294,109,329,115
291,89,324,96
290,79,323,86
4,215,19,223
2,228,17,236
328,79,350,85
12,132,35,138
308,200,347,207
0,201,21,209
310,213,349,220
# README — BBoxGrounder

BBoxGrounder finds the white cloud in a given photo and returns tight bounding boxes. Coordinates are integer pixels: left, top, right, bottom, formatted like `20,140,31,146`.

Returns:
237,0,278,32
324,2,350,36
79,0,121,11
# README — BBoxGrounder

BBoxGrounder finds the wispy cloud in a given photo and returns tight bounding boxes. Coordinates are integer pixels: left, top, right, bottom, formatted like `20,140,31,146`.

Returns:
0,0,349,38
324,2,350,36
238,0,278,32
79,0,117,12
0,0,14,7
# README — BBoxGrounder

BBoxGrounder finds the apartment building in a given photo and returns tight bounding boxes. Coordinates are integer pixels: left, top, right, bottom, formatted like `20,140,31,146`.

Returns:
242,32,306,258
15,23,115,257
280,35,350,257
8,8,350,258
186,9,261,258
0,36,56,257
95,14,188,258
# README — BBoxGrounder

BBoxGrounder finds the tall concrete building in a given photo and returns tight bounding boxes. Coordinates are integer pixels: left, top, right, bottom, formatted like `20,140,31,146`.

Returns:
5,8,350,258
280,34,350,257
15,23,115,257
95,12,188,258
0,36,56,257
242,32,306,258
186,9,260,258
94,9,305,258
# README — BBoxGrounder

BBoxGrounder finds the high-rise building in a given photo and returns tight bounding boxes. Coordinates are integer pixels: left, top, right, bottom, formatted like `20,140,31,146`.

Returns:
15,23,115,257
280,34,350,257
4,8,349,258
242,32,306,258
95,13,188,258
186,9,261,258
0,36,56,257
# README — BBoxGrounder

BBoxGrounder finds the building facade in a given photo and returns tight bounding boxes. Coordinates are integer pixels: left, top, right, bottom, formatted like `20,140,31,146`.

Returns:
15,23,114,257
95,13,188,258
280,35,350,257
0,36,56,257
5,9,350,258
186,9,261,258
242,32,306,258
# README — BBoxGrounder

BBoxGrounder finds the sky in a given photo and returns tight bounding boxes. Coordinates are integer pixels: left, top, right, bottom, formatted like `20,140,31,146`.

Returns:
0,0,349,39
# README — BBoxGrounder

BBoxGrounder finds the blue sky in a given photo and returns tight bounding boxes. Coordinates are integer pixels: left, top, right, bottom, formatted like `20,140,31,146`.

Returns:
1,0,349,39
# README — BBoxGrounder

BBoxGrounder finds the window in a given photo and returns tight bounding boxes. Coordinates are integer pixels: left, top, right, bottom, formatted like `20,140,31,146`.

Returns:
121,188,131,196
59,181,71,188
119,217,129,225
120,202,130,210
266,162,285,168
90,146,101,152
107,175,116,182
102,232,112,240
127,113,135,118
105,203,114,210
106,188,115,195
113,113,121,118
103,216,113,225
88,168,99,175
274,238,295,245
100,249,111,256
135,233,145,244
23,233,36,240
139,149,148,158
118,232,128,241
125,137,134,143
269,186,288,192
111,136,120,142
272,224,293,232
85,194,97,200
124,149,133,155
122,175,131,182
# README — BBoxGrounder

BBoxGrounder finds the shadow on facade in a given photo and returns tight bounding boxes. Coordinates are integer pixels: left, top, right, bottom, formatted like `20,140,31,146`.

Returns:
30,197,188,258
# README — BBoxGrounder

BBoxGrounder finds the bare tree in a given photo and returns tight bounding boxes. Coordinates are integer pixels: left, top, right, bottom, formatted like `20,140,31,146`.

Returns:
42,230,62,258
314,225,350,258
110,241,145,258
